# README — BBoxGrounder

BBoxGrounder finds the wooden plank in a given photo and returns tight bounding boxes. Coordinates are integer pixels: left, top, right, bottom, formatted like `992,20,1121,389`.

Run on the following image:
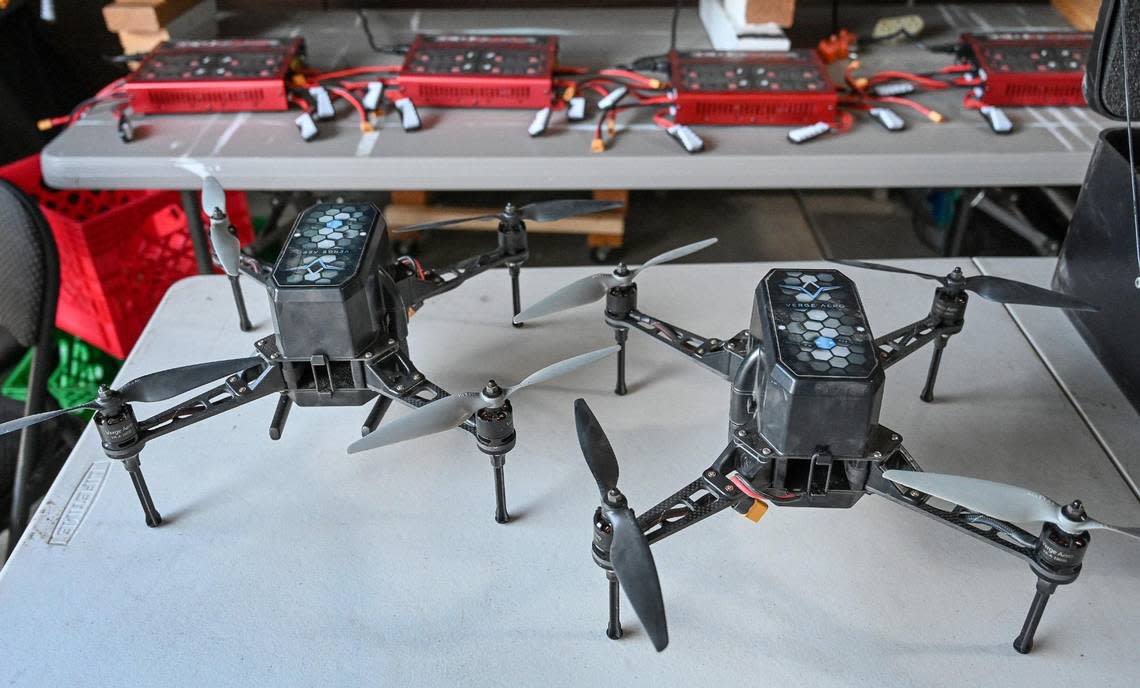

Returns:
383,205,624,236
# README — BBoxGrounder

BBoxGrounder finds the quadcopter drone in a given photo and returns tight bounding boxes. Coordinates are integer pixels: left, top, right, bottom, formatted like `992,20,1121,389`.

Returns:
516,246,1138,654
0,179,621,531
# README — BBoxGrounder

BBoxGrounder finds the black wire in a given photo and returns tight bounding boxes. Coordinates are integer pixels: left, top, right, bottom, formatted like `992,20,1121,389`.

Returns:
357,6,408,55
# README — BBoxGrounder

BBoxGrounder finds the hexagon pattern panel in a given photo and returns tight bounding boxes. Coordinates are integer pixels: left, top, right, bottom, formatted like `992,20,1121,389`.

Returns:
766,270,876,378
273,203,380,288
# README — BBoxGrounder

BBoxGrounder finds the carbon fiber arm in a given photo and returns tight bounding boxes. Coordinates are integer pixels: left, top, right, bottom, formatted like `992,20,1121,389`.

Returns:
396,246,527,310
636,445,753,546
608,309,750,380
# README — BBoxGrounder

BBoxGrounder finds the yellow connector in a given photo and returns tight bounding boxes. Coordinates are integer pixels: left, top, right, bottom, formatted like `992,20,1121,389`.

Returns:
744,499,769,523
606,118,617,136
562,84,577,101
591,137,605,153
36,118,55,132
647,78,662,89
360,121,376,133
853,77,869,91
928,111,945,123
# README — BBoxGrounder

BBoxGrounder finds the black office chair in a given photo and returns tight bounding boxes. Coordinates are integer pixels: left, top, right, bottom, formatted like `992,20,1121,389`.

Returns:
0,178,61,556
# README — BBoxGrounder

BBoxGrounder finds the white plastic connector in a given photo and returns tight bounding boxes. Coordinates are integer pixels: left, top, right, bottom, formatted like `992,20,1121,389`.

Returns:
871,81,915,97
597,86,628,110
295,112,319,141
393,97,421,131
979,105,1013,134
363,82,385,111
567,96,587,121
666,124,704,153
528,107,552,137
117,116,135,143
787,121,832,144
868,107,906,132
309,86,335,120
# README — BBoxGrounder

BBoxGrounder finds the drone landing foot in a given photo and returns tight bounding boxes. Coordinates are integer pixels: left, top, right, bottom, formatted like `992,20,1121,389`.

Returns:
228,276,253,332
491,453,510,524
613,328,628,396
920,335,949,403
1013,578,1057,654
361,395,393,436
509,263,523,328
605,571,623,640
269,393,293,440
122,455,162,528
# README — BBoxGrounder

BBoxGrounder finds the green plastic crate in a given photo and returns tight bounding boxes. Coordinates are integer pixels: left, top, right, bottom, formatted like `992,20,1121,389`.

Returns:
1,331,121,419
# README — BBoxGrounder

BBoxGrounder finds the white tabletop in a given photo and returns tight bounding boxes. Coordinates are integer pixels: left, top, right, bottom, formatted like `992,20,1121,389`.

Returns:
1,260,1138,687
975,257,1140,496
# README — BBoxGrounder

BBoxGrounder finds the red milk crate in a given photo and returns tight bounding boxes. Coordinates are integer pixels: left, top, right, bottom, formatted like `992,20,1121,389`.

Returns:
0,155,253,359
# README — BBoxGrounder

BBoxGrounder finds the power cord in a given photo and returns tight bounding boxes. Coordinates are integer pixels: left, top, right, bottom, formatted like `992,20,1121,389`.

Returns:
357,6,408,55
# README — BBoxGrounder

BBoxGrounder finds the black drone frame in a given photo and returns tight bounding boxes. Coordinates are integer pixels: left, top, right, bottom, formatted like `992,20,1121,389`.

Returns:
571,262,1095,654
87,208,540,533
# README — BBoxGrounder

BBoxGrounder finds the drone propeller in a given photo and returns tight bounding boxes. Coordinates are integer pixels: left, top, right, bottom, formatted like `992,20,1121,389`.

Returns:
347,346,620,453
513,238,718,323
882,470,1140,540
201,176,242,278
0,356,264,438
575,398,668,651
391,199,624,234
831,259,1098,311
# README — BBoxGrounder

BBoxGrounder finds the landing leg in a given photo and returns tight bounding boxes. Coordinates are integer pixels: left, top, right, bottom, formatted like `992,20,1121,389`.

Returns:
920,334,949,403
122,455,162,528
509,262,523,328
361,395,393,436
228,276,253,332
1013,578,1057,654
613,327,628,396
490,453,510,524
269,393,293,440
606,570,623,640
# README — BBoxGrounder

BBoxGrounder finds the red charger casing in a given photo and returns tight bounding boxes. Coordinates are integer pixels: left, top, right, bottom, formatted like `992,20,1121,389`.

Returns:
670,50,839,126
962,32,1091,106
124,38,304,114
397,34,557,109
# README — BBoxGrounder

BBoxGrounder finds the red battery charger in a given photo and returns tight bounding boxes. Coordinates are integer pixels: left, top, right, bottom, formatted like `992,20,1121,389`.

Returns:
397,34,558,109
124,38,305,114
962,32,1091,107
669,50,838,126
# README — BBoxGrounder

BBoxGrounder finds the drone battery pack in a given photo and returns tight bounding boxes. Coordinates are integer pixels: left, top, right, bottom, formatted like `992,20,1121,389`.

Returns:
962,32,1091,107
124,38,304,114
750,269,883,458
669,50,839,126
398,34,557,109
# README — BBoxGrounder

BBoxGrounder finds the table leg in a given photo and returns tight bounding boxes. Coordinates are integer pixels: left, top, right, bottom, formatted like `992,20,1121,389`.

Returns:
181,190,213,275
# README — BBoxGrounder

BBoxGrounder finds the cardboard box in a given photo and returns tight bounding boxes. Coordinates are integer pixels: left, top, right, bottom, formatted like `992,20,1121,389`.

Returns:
103,0,200,34
726,0,796,28
115,0,217,55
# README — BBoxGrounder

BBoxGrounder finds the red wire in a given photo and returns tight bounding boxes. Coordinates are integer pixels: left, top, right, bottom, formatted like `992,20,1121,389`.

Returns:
305,65,400,81
326,85,369,126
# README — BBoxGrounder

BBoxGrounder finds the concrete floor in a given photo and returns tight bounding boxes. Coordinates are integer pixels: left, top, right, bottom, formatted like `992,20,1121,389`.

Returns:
367,189,939,269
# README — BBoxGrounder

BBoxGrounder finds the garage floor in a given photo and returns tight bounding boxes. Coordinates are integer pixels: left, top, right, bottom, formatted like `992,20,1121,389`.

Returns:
304,189,941,269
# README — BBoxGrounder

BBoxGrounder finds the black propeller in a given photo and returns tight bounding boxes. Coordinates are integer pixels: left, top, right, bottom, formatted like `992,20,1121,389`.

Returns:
0,356,264,437
391,199,623,234
830,259,1099,311
574,398,668,652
